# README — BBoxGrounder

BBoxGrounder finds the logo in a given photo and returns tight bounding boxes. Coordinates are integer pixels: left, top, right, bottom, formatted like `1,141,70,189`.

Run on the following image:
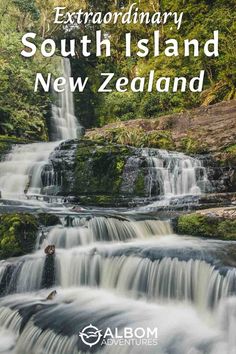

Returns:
79,325,158,348
79,324,103,348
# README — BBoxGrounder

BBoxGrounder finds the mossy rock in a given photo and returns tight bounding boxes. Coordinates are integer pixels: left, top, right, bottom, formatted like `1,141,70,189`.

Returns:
37,213,61,227
134,173,146,196
74,140,132,196
0,213,39,259
176,213,236,240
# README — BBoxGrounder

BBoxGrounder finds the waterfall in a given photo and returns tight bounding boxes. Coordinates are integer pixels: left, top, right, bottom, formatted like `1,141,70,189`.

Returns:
1,241,236,311
141,148,210,197
0,142,58,199
0,211,236,353
0,288,235,354
0,58,82,199
51,58,81,141
35,217,172,249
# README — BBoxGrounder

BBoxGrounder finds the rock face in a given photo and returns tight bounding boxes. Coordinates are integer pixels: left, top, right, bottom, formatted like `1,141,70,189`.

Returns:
41,140,78,196
86,100,236,155
44,140,143,205
42,139,234,206
38,100,236,206
199,155,236,193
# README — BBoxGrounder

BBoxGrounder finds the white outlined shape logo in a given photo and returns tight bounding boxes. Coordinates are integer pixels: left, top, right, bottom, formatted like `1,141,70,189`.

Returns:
79,324,103,348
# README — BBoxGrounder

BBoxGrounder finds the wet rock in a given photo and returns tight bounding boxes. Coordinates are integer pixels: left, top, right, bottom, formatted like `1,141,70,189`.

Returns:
44,245,56,256
38,213,61,227
46,290,57,300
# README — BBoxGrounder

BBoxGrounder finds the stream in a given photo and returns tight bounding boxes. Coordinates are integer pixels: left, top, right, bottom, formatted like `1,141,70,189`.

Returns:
0,59,235,354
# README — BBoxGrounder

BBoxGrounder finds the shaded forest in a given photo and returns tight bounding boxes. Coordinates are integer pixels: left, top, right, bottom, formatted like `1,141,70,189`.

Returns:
0,0,235,140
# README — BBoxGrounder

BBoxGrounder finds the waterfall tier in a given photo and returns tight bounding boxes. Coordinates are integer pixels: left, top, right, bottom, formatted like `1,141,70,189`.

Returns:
51,58,81,141
37,217,172,249
0,142,58,199
0,288,235,354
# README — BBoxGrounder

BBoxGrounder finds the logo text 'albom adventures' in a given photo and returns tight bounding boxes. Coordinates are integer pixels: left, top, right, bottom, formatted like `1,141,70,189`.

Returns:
79,324,158,348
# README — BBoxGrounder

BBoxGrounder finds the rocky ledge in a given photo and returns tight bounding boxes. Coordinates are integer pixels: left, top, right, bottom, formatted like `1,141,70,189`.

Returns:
175,207,236,240
40,137,236,207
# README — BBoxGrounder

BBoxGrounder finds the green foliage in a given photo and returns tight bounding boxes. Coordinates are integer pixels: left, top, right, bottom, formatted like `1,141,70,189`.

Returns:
177,213,236,240
87,126,175,150
0,213,39,259
13,0,39,20
0,0,236,138
93,0,236,125
225,145,236,156
0,1,59,140
98,92,141,125
180,137,208,154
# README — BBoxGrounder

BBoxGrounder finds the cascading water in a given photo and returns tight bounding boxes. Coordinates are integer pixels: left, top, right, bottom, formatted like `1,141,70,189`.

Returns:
141,148,210,198
0,142,58,199
36,217,172,248
0,58,80,200
51,58,81,141
0,56,234,354
0,288,236,354
0,211,236,353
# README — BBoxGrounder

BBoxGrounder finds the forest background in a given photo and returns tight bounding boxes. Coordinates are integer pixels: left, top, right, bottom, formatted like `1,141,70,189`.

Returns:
0,0,235,141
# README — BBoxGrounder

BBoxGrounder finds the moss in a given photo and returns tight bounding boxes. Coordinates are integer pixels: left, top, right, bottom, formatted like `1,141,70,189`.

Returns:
0,213,39,259
37,213,61,227
217,220,236,240
177,213,236,240
74,140,131,196
225,144,236,155
134,173,145,196
0,135,30,146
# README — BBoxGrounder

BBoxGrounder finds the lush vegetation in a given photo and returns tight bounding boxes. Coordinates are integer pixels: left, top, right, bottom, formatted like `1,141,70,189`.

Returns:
0,212,61,259
176,213,236,240
86,124,208,154
74,0,236,126
0,213,39,258
0,0,59,140
0,0,235,139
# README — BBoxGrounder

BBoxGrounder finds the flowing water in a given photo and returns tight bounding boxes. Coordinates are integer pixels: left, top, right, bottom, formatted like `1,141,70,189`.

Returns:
0,213,236,353
141,148,210,197
0,59,235,353
0,59,79,201
0,142,58,200
51,58,81,141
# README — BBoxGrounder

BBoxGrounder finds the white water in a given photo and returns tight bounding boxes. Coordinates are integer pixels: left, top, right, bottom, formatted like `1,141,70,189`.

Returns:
51,58,80,141
0,59,80,200
0,142,58,199
142,148,210,197
0,215,236,353
1,224,236,313
0,58,233,354
0,288,235,354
